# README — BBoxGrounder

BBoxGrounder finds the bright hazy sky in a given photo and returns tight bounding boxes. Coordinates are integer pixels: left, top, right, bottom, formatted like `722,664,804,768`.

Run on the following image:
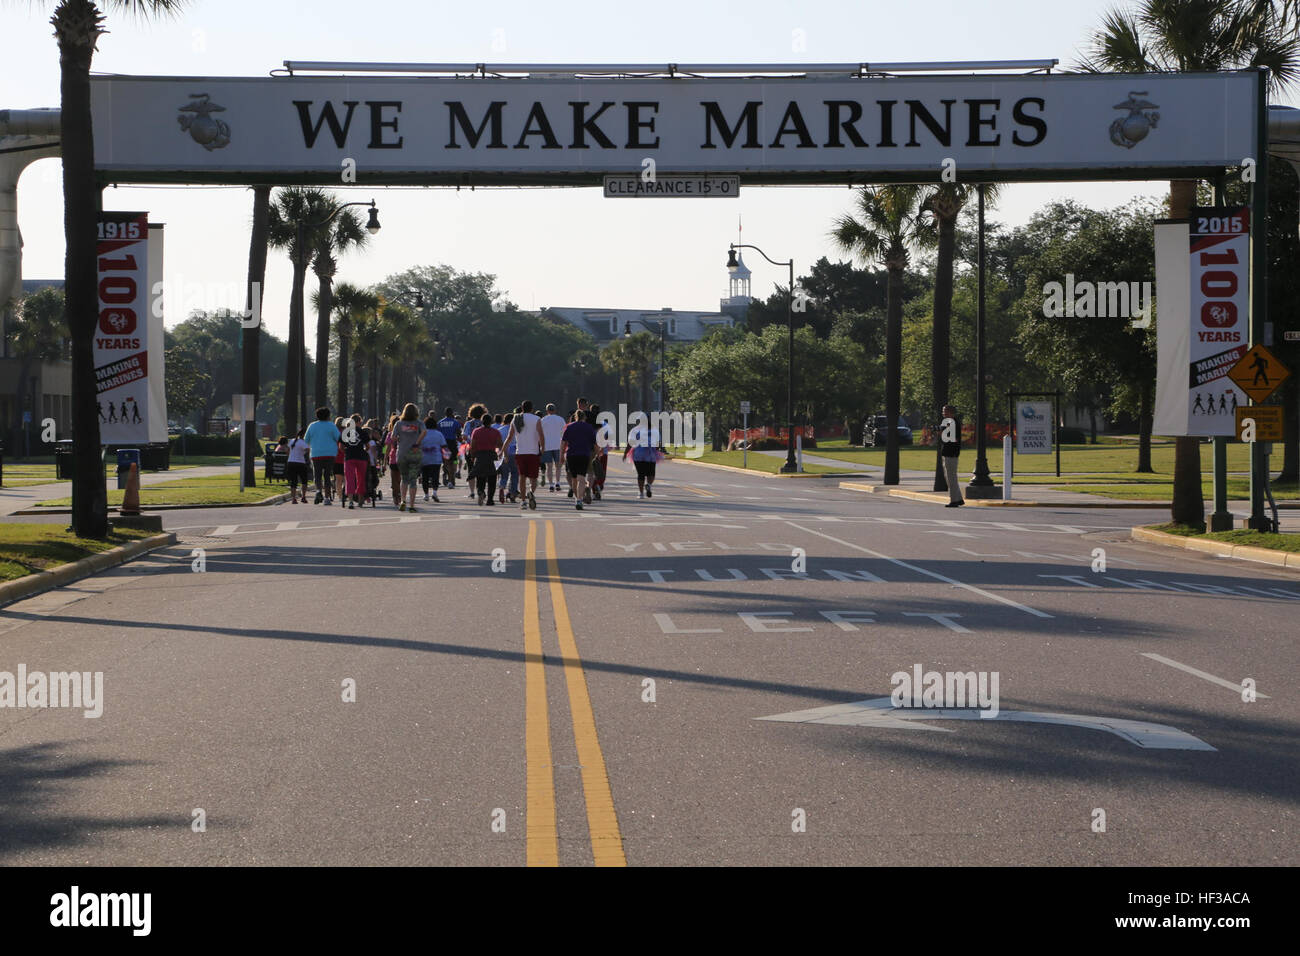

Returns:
4,0,1284,342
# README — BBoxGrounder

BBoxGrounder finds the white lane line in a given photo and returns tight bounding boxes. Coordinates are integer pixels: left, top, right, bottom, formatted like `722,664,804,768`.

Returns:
1140,652,1270,698
212,525,239,535
786,522,1052,619
275,521,299,531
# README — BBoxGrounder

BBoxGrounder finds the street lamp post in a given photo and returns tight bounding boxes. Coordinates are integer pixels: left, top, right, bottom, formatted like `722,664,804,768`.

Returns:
294,199,380,427
966,184,997,499
623,315,668,412
728,243,796,472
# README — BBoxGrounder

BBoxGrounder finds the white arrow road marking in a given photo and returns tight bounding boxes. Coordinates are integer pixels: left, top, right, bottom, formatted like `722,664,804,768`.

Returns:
756,698,1216,750
1141,652,1270,698
954,548,1009,557
786,522,1051,619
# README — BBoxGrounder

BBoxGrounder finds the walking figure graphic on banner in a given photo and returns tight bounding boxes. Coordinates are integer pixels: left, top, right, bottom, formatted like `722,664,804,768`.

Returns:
97,401,106,423
1193,393,1205,414
1218,393,1229,414
107,403,117,423
1231,392,1239,412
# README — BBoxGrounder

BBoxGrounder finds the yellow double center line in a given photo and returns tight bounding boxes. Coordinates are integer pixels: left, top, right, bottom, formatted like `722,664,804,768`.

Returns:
523,520,626,867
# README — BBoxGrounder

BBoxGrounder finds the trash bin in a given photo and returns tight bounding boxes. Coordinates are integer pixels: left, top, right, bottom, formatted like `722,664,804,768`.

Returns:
116,447,141,490
265,441,288,484
54,440,75,479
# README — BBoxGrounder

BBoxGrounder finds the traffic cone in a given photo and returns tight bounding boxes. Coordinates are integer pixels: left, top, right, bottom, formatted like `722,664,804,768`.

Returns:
120,462,141,516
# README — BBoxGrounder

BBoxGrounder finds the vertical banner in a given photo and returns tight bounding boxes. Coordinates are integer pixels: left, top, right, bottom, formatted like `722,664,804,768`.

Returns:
1015,401,1052,454
1187,207,1249,435
147,222,168,443
95,211,150,444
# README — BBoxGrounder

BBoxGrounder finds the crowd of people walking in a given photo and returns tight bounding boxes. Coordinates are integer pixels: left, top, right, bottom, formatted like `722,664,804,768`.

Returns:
274,398,667,512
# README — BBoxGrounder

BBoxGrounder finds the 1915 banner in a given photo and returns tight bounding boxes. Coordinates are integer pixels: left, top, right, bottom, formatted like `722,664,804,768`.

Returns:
96,212,166,444
1154,207,1250,437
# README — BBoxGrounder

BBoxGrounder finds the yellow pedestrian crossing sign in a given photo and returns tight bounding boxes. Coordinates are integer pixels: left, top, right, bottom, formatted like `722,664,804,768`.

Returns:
1227,344,1290,402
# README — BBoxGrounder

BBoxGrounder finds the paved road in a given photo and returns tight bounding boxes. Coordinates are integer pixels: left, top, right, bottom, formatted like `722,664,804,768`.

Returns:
0,459,1295,866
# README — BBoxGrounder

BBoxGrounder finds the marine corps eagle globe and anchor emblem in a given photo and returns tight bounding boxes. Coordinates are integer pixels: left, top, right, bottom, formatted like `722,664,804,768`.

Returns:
177,93,231,150
1110,92,1159,148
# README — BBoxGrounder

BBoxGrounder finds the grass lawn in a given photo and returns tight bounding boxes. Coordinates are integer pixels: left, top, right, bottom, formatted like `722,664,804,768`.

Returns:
2,455,237,488
0,524,154,582
669,449,846,475
812,438,1256,475
37,474,285,508
1148,522,1300,552
1050,478,1299,501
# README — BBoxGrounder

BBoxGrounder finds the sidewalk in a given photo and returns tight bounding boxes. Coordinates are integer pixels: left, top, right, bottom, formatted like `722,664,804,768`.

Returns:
0,464,243,518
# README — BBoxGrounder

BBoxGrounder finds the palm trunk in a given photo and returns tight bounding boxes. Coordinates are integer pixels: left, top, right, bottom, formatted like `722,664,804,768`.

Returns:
241,184,270,485
315,273,332,409
884,264,902,485
353,362,363,418
336,329,350,414
932,213,955,491
1169,179,1204,526
377,363,388,419
285,257,307,435
59,0,108,537
1137,378,1154,473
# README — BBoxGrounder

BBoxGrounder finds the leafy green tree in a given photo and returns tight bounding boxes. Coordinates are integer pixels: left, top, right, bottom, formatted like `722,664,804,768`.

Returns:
1008,200,1160,470
10,287,68,452
831,185,935,483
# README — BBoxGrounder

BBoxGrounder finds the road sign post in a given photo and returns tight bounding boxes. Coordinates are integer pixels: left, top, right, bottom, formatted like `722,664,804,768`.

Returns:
740,401,750,469
232,393,254,494
1228,342,1290,532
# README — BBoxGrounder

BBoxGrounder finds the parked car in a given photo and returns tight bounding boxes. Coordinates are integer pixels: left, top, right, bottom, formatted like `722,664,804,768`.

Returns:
865,414,912,447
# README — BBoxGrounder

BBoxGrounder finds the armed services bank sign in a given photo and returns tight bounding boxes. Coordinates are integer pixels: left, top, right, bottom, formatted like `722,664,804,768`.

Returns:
89,71,1259,185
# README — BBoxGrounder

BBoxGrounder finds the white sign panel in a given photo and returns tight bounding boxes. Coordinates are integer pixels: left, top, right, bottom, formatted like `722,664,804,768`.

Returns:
96,211,152,444
89,72,1258,183
146,223,167,444
604,174,738,197
1154,209,1249,437
1015,401,1052,454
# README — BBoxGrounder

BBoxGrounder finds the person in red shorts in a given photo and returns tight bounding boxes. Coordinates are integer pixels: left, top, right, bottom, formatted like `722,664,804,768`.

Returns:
503,399,545,511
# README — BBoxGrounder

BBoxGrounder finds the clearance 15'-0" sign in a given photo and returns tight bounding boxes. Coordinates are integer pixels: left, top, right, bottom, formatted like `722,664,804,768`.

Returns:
88,71,1258,184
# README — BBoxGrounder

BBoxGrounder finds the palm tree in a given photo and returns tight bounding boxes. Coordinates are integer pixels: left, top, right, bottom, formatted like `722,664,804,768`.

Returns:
11,287,69,455
831,185,934,484
921,183,1001,490
311,210,369,409
49,0,186,538
241,184,270,486
330,283,378,414
351,309,385,418
1083,0,1300,528
266,186,339,434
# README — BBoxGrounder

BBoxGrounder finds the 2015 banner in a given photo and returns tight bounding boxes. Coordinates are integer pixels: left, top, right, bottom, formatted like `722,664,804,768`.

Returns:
96,211,166,445
1154,207,1250,437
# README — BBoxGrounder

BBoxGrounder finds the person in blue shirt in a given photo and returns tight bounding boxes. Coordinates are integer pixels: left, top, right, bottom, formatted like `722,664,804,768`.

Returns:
304,406,341,504
561,410,599,511
420,416,448,502
494,411,519,503
436,407,462,489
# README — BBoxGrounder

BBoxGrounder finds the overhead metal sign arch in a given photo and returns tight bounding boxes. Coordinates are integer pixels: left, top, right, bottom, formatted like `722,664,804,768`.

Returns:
87,64,1262,187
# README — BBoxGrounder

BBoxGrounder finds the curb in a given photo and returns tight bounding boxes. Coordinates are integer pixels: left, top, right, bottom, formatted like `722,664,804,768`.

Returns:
669,458,868,479
11,491,293,517
838,481,1167,509
1130,526,1300,571
0,532,178,608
